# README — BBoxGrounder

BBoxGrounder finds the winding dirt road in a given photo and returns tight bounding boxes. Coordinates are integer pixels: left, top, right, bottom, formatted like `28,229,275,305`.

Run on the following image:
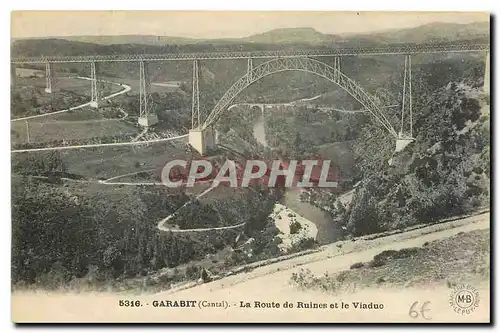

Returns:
155,185,240,233
11,77,132,122
11,133,189,153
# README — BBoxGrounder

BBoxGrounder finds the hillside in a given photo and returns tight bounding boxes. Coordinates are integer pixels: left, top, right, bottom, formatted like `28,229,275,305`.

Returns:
27,35,200,46
289,226,490,314
13,28,333,46
11,21,489,54
238,27,334,44
349,21,490,44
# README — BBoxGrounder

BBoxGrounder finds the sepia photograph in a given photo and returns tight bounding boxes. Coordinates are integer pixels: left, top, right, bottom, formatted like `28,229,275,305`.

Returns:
9,10,491,323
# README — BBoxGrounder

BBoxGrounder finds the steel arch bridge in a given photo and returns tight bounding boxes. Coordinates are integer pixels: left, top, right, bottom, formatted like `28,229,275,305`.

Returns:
201,57,399,138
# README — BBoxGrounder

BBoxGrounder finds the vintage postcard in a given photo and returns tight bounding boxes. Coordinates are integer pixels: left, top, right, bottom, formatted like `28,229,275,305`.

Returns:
10,11,490,323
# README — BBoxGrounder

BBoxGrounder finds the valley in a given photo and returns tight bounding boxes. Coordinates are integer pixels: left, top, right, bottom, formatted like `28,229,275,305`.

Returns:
10,21,490,300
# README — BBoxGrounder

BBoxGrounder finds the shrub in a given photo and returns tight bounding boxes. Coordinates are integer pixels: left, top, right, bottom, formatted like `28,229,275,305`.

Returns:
336,271,349,283
368,256,387,268
289,221,302,234
368,247,420,268
184,265,199,279
350,262,364,269
291,237,317,252
290,268,347,294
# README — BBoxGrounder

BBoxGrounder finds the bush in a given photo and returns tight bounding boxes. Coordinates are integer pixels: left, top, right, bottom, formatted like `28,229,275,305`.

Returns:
290,268,347,294
368,247,420,268
290,237,317,252
350,262,364,269
368,256,387,268
289,221,302,234
184,265,200,279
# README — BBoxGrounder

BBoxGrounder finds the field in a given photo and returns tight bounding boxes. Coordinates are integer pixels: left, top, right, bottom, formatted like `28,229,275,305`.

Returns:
11,116,139,145
14,75,122,101
11,71,191,148
15,68,44,78
99,75,185,95
10,73,196,190
11,71,145,146
12,138,191,179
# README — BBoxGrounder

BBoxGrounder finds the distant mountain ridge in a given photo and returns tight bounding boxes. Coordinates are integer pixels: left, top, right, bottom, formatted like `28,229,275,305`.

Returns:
12,21,489,47
237,27,334,44
359,21,490,44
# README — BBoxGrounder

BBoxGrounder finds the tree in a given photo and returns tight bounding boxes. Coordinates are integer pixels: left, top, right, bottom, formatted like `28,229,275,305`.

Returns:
346,188,381,236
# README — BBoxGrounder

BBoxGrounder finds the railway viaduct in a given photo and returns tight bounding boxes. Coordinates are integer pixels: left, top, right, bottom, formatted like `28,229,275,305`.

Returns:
11,43,490,155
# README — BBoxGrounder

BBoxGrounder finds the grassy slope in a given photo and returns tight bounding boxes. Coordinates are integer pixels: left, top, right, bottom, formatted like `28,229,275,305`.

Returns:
291,229,490,294
11,138,190,179
12,118,138,144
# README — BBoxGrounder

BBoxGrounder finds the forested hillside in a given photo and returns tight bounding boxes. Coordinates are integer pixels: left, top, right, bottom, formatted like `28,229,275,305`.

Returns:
330,71,490,237
11,176,277,289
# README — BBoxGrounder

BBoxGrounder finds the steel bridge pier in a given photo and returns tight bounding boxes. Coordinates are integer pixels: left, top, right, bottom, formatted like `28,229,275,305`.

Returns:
394,54,414,153
137,60,158,127
188,59,218,155
89,62,100,108
45,62,59,93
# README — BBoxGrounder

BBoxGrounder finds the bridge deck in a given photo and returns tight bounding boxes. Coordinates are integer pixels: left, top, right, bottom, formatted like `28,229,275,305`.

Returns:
11,43,489,64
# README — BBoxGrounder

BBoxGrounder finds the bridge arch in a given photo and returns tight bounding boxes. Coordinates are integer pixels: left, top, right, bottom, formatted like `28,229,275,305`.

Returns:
228,103,265,114
250,104,264,114
202,57,398,138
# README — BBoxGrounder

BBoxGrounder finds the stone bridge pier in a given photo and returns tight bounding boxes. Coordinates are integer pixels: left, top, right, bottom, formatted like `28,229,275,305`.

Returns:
188,127,217,155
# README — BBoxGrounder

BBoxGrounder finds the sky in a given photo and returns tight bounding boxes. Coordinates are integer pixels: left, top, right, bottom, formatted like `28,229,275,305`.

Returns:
11,11,489,39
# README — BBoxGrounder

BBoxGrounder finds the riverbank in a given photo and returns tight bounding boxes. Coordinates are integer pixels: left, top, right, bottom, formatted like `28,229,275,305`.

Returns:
270,203,318,251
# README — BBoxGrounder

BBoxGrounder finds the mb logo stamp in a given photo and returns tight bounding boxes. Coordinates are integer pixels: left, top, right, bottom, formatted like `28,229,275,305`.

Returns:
449,284,480,315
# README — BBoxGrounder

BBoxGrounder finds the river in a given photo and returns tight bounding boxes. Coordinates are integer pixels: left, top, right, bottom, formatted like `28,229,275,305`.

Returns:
282,189,342,244
252,114,342,245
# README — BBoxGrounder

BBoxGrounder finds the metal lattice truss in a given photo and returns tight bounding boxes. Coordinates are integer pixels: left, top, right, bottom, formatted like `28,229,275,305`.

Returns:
45,62,56,92
333,57,341,72
11,43,489,64
90,62,100,103
191,60,201,128
247,58,254,83
139,61,154,118
202,57,398,138
399,55,413,139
